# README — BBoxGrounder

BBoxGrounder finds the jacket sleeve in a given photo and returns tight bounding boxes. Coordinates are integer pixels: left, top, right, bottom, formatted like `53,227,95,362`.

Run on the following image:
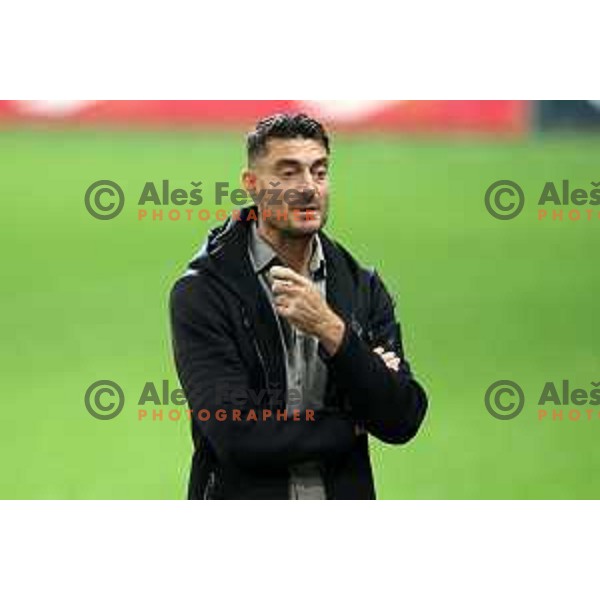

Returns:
322,270,428,444
169,275,356,473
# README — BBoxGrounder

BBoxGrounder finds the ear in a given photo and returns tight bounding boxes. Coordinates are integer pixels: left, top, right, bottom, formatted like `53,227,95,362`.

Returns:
241,169,257,193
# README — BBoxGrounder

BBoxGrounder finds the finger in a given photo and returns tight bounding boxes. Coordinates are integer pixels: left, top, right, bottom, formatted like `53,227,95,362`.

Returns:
381,351,399,362
373,346,384,355
271,280,298,295
385,359,400,372
383,355,400,365
273,294,290,308
270,266,308,285
274,302,292,317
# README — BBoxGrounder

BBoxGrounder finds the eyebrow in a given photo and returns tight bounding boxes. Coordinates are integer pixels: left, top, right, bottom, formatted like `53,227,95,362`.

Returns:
274,157,329,170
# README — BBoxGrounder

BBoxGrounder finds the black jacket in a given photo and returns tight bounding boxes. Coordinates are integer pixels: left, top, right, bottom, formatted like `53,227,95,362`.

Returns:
169,207,428,499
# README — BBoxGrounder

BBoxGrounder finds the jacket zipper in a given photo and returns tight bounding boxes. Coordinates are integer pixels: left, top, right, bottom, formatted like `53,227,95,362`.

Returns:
203,471,216,500
253,338,271,388
241,305,272,389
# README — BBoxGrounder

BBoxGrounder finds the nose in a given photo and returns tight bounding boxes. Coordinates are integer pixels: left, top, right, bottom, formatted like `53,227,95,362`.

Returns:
297,170,318,202
299,186,316,203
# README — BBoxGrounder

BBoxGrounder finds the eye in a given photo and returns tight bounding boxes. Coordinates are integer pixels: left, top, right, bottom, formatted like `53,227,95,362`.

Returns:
281,170,295,178
315,168,328,179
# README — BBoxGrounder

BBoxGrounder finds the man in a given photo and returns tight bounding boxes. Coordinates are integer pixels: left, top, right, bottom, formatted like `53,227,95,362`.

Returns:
170,113,427,499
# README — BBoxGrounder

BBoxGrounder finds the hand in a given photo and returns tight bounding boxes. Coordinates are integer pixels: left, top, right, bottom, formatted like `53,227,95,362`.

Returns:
270,266,345,355
373,346,401,372
353,349,401,437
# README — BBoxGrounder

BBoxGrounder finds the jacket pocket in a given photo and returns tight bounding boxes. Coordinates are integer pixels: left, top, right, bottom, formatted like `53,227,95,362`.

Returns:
203,469,226,500
351,313,373,344
240,304,271,388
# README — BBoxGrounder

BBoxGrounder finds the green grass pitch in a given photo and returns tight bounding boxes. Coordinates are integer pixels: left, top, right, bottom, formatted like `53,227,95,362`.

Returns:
1,128,599,498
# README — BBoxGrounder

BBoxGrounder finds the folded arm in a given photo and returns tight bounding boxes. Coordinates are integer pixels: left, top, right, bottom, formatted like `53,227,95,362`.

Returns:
170,276,356,473
322,271,428,444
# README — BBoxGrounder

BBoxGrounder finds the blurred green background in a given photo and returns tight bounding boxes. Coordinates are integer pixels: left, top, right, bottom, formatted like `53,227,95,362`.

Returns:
1,128,599,499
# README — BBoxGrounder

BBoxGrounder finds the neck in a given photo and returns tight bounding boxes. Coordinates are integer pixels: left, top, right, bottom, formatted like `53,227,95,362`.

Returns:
257,222,314,276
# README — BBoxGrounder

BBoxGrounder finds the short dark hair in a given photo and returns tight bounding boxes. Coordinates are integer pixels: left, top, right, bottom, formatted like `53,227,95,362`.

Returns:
246,113,330,165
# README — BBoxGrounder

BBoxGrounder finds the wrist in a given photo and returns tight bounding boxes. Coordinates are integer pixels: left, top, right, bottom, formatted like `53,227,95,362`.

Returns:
317,309,346,356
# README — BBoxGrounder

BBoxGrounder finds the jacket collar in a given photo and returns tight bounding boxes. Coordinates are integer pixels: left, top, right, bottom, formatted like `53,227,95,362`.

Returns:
187,205,355,323
247,220,327,281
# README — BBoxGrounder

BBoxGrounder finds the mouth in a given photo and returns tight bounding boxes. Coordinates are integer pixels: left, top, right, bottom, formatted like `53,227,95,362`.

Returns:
292,206,320,222
293,205,319,213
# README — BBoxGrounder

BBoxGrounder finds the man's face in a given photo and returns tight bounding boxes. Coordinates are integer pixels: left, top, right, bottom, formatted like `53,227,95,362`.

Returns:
243,137,330,237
